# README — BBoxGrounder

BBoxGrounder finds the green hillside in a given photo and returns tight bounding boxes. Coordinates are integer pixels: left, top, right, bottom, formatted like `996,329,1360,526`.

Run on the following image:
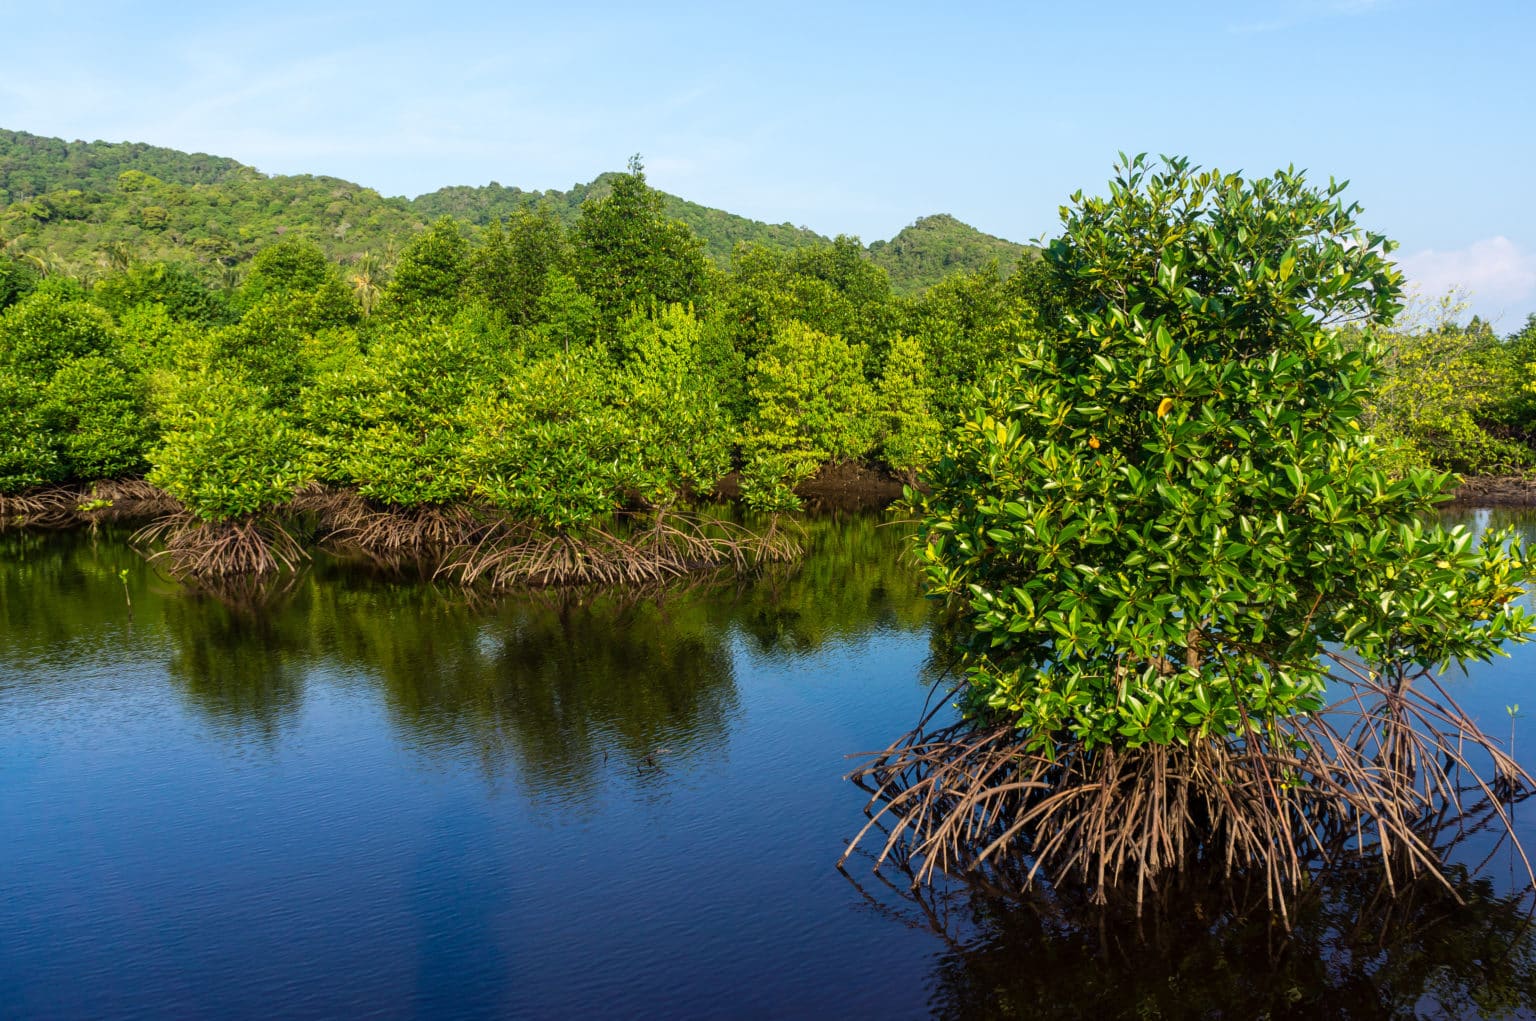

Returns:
0,129,1030,292
413,174,830,264
869,214,1036,294
0,128,250,200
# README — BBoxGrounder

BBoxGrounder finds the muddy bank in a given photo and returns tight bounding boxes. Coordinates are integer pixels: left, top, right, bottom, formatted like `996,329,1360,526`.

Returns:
1448,475,1536,507
712,461,908,512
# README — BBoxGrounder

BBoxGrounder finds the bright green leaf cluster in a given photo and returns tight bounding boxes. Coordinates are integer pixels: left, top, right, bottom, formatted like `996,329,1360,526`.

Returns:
914,156,1535,751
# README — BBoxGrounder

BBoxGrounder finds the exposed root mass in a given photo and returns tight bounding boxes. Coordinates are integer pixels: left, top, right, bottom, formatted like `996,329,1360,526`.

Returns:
133,512,308,578
302,491,485,571
80,480,181,522
441,512,793,591
843,655,1534,922
0,486,85,529
9,481,810,590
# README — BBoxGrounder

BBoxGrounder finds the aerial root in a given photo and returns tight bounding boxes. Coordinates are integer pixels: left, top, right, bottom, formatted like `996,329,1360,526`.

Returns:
81,479,181,522
133,511,308,578
843,662,1535,921
439,510,801,590
13,486,804,590
304,493,485,571
0,485,87,529
1,481,178,530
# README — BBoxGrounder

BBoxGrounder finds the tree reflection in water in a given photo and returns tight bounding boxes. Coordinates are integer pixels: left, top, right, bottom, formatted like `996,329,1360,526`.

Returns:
843,843,1536,1019
0,510,931,806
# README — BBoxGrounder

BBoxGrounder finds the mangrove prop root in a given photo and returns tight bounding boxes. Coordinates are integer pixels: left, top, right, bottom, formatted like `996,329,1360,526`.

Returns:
82,480,181,522
0,486,88,529
133,512,308,578
1,481,180,530
9,484,806,590
439,512,800,591
305,494,486,570
842,659,1535,921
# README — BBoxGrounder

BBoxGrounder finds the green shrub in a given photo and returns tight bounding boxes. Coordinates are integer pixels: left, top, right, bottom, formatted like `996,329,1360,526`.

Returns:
876,333,943,481
747,320,878,461
41,355,153,481
0,287,116,374
573,159,707,331
147,370,312,521
0,369,62,493
92,262,227,324
460,347,628,531
1365,297,1533,475
302,313,504,507
613,305,733,507
914,156,1533,750
380,217,470,319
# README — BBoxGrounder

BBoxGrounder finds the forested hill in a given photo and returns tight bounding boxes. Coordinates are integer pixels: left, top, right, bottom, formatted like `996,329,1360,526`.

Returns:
0,128,1029,292
412,175,831,264
0,128,251,197
870,214,1035,293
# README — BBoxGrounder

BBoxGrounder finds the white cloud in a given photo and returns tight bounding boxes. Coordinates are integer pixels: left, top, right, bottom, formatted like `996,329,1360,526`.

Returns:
1395,236,1536,328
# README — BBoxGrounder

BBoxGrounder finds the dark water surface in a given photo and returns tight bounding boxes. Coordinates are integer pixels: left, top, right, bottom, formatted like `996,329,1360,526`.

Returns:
2,509,1535,1019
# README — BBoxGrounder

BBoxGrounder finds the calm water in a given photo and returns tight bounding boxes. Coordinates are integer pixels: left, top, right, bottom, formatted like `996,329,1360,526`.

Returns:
2,509,1535,1019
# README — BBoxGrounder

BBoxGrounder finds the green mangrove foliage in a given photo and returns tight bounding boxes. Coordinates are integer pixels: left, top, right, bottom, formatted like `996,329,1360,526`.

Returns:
875,333,944,483
8,143,1534,586
147,369,311,522
0,284,149,494
1365,300,1536,475
849,156,1536,908
918,158,1530,746
741,321,878,512
304,312,504,508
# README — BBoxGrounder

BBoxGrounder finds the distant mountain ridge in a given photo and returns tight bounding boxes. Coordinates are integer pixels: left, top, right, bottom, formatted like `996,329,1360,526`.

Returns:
0,128,1033,293
411,174,831,265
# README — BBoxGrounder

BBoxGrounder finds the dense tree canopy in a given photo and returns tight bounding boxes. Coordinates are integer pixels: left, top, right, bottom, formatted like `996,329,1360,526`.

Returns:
913,155,1533,749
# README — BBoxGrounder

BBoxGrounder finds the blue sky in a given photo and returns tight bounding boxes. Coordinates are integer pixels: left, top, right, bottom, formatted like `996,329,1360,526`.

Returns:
2,0,1532,327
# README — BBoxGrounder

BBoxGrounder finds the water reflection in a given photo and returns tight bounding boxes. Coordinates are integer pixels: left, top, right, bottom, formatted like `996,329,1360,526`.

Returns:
866,861,1536,1019
4,510,1535,1017
734,513,932,653
0,514,930,798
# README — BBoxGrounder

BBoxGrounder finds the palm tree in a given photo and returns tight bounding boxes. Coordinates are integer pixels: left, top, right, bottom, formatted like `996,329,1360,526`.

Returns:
19,247,62,278
349,250,387,316
101,240,136,273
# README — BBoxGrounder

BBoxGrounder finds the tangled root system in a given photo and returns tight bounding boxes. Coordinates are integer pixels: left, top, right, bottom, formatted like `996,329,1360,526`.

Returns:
2,481,179,530
843,654,1533,923
0,486,85,529
133,512,308,578
80,480,181,523
304,492,485,571
13,484,807,591
442,510,802,590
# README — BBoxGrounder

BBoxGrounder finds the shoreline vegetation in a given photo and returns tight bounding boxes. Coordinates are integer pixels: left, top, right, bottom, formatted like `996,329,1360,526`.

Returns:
5,136,1536,594
842,156,1536,919
5,131,1536,913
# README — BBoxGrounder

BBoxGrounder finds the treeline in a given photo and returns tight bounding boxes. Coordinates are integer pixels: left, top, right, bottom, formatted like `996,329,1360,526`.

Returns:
0,162,1050,582
1362,301,1536,476
5,153,1534,585
0,128,1031,294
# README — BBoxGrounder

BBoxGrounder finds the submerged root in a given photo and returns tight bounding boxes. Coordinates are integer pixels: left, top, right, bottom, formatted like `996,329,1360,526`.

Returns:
441,510,803,590
0,485,86,529
308,495,484,571
80,480,180,523
133,512,308,578
843,659,1535,921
